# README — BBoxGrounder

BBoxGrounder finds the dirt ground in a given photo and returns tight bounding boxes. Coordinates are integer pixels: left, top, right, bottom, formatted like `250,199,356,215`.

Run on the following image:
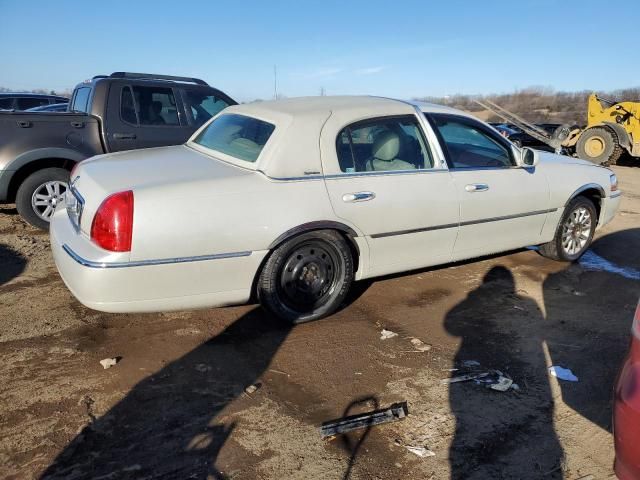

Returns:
1,166,639,480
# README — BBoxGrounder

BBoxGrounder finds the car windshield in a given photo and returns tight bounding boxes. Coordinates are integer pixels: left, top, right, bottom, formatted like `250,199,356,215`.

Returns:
193,113,275,163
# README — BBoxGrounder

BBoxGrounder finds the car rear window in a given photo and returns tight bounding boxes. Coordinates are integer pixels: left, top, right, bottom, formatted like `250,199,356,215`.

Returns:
193,113,275,163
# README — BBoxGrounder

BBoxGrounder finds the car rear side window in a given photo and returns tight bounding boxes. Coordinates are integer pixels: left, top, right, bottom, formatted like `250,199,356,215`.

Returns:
0,98,12,109
193,113,275,163
430,114,514,168
337,115,434,173
71,87,91,113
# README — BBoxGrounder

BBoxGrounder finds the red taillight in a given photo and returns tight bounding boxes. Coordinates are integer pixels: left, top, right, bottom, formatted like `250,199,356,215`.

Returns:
90,191,134,252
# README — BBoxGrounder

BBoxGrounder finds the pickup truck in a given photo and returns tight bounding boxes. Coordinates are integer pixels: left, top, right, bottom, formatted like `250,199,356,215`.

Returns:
0,72,236,229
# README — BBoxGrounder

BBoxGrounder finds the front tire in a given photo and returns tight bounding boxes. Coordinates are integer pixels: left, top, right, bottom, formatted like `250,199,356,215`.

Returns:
575,126,623,165
15,168,69,230
257,230,354,323
538,196,597,262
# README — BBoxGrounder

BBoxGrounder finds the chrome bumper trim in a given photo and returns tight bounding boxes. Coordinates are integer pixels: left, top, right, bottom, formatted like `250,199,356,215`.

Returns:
62,244,252,269
610,191,622,199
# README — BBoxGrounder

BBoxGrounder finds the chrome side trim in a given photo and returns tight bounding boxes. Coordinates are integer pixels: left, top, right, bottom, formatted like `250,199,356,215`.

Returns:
371,208,557,239
62,244,251,269
610,191,622,199
263,168,450,182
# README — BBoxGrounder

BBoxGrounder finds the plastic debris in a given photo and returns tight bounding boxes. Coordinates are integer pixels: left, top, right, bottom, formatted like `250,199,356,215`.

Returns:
380,329,398,340
321,402,408,438
410,338,432,352
404,445,436,458
99,357,119,369
549,366,579,382
443,362,516,393
244,383,261,394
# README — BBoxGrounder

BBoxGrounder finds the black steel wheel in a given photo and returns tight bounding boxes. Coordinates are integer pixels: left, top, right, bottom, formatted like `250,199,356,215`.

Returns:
257,230,354,323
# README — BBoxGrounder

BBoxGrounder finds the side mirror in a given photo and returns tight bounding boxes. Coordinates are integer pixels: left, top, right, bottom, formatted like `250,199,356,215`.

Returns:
521,147,539,167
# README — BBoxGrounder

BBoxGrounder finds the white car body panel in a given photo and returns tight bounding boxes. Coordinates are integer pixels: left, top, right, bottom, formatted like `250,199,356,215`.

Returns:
50,96,621,314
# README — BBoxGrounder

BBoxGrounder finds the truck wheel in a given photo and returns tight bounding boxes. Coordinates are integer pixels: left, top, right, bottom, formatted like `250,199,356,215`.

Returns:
257,230,354,324
16,168,70,230
538,196,597,262
575,126,623,165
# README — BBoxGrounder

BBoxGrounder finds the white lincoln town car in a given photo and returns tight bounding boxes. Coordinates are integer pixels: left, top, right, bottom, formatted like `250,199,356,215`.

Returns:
50,96,621,323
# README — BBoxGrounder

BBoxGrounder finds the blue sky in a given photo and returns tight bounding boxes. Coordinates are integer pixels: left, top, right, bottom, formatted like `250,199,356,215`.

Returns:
1,0,638,101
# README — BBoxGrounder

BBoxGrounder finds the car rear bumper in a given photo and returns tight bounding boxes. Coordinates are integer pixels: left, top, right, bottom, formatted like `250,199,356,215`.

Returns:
50,206,268,313
613,338,640,480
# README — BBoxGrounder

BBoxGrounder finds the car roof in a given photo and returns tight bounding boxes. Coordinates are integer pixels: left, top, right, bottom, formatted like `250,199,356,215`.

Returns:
0,93,66,98
230,95,468,117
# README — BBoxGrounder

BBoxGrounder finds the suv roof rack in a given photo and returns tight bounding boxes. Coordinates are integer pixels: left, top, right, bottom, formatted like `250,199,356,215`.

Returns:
108,72,209,86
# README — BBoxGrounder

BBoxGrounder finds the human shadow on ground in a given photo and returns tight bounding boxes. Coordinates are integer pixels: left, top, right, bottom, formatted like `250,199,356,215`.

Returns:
0,244,26,287
337,395,380,480
445,266,564,479
40,308,293,479
543,229,640,432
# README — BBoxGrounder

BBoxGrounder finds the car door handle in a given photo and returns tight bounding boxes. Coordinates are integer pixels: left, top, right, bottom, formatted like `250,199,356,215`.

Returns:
465,183,489,192
113,133,137,140
342,191,376,202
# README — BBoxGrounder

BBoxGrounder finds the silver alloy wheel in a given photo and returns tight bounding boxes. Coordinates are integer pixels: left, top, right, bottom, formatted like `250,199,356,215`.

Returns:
561,206,592,255
31,180,67,221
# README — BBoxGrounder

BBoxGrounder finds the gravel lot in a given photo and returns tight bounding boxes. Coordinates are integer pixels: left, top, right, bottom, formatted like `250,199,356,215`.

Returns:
1,166,639,480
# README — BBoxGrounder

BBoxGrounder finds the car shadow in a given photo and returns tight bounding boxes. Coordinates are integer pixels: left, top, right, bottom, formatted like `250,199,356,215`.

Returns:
0,244,27,286
40,308,294,479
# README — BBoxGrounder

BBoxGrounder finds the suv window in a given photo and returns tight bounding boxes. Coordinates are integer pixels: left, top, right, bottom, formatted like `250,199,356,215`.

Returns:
431,115,514,168
193,113,275,163
183,91,230,127
337,116,433,173
131,86,179,126
0,98,12,109
17,97,49,110
71,87,91,113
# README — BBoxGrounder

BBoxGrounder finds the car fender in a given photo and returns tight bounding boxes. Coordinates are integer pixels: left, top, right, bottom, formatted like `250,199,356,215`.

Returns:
8,147,85,171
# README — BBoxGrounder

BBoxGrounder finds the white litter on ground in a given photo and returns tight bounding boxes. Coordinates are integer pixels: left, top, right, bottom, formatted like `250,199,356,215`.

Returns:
549,366,579,382
380,329,398,340
99,358,119,369
410,338,432,352
404,445,436,458
579,250,640,281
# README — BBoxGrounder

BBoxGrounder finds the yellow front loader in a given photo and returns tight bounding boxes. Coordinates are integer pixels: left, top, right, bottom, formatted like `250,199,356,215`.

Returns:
563,94,640,165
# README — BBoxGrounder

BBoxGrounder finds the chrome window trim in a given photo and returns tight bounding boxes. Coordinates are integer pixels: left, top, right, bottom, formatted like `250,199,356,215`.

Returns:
262,168,451,182
62,244,251,269
370,208,558,239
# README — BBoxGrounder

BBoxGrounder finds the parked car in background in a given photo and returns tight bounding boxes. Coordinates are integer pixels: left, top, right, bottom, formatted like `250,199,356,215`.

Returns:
0,93,68,111
614,300,640,480
0,72,236,229
26,102,69,112
51,96,620,323
491,123,555,151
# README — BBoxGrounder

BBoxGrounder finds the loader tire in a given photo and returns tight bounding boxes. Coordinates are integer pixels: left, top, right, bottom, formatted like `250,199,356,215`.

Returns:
575,126,623,166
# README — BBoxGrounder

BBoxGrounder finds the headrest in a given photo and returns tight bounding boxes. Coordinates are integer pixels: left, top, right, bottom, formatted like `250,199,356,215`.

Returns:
372,130,400,161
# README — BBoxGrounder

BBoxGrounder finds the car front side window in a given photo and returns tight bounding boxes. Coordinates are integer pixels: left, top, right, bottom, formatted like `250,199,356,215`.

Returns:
430,114,514,169
336,116,434,173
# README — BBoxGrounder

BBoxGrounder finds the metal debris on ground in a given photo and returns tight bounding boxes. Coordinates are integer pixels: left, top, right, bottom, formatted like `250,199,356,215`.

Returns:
99,357,119,369
410,338,432,352
244,383,261,394
404,445,436,458
380,329,398,340
442,362,517,392
320,401,408,438
549,366,579,382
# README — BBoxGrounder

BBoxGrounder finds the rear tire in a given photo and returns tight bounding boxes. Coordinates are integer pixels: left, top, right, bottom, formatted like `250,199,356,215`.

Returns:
575,126,623,165
538,196,597,262
15,168,69,230
257,230,354,324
